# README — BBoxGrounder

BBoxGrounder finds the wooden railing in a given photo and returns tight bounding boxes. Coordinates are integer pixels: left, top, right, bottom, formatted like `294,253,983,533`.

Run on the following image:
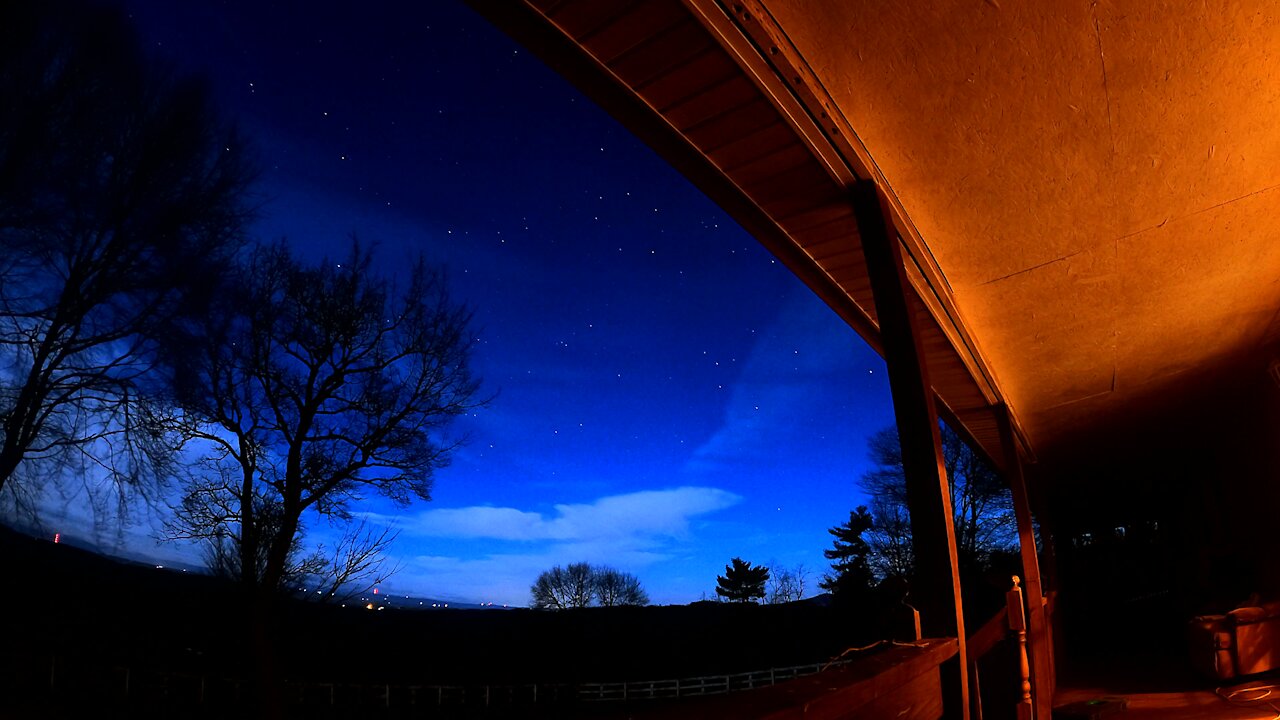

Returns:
967,576,1050,720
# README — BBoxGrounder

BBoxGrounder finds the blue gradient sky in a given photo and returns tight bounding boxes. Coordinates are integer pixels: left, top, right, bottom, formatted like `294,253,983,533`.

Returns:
107,0,895,605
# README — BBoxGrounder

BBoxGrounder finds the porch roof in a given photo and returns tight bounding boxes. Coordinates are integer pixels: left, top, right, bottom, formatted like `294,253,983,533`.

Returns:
472,0,1280,469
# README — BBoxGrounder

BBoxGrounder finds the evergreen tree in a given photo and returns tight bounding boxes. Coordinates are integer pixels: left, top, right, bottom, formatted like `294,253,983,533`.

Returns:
715,557,769,603
819,507,876,597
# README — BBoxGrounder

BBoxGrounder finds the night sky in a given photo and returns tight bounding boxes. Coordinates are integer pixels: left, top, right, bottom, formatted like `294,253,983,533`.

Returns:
106,0,895,605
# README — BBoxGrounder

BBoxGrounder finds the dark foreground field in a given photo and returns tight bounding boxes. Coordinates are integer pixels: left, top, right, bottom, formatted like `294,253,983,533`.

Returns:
0,527,884,717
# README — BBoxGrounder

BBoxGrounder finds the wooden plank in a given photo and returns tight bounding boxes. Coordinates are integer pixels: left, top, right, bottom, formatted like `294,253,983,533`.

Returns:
729,142,814,190
739,160,834,200
662,74,759,133
645,53,743,116
996,404,1053,720
779,203,855,234
764,189,844,224
581,0,685,63
608,19,709,89
853,179,969,720
967,606,1010,661
545,0,637,40
798,666,943,720
707,121,793,170
528,0,567,13
685,96,780,152
817,254,870,283
795,215,859,248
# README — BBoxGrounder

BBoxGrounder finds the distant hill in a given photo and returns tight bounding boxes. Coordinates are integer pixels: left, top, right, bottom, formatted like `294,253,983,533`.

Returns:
1,522,872,691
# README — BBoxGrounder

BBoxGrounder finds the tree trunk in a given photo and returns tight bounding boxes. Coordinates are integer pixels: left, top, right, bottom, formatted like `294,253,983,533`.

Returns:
246,587,285,719
0,381,41,491
0,441,21,492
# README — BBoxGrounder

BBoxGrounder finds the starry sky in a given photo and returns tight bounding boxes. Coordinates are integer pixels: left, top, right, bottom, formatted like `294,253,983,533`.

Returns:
110,0,895,605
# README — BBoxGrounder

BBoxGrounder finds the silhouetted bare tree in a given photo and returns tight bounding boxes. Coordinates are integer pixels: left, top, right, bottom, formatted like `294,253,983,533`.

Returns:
766,563,809,604
531,562,595,609
305,521,401,604
859,425,1015,580
530,562,648,608
165,242,480,597
0,1,252,512
594,567,649,607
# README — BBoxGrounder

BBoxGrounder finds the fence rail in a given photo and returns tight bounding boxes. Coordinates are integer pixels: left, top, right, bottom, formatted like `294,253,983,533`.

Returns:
578,659,844,702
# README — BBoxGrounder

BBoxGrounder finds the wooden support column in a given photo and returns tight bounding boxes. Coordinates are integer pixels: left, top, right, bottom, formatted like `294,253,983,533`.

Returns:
996,403,1053,720
852,179,969,720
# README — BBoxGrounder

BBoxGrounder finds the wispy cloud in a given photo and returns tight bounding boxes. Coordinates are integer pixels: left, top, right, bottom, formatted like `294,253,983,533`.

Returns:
368,486,739,543
687,292,862,473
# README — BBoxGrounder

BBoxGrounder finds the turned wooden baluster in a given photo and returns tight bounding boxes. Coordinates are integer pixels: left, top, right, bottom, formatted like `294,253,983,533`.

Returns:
1008,576,1032,720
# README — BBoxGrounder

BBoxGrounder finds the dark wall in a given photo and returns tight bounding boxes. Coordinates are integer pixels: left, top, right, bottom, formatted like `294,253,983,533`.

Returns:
1032,355,1280,654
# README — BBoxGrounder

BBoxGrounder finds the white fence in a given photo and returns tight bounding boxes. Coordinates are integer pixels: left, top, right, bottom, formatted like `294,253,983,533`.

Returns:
577,659,849,702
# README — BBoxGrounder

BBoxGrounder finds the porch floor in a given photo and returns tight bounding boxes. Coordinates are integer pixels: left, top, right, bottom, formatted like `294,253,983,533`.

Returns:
1055,649,1280,719
1055,683,1280,719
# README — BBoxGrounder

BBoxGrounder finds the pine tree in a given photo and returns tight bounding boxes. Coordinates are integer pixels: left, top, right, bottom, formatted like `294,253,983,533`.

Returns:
820,507,876,598
715,557,769,603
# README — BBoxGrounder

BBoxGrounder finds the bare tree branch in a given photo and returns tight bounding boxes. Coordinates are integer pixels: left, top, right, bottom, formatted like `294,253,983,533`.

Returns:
168,242,483,597
0,0,252,515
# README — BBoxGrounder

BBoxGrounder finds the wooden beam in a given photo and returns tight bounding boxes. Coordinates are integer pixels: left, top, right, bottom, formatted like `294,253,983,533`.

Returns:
852,179,969,720
997,404,1053,720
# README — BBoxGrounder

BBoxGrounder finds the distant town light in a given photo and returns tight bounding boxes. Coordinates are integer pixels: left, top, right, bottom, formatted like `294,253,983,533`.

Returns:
53,533,60,544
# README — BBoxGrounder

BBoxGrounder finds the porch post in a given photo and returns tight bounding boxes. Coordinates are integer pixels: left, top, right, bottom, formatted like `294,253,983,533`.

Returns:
852,179,969,720
996,403,1053,720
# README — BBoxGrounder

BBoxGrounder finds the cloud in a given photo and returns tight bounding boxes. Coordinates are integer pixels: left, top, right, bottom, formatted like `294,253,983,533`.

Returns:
687,291,860,472
367,486,740,543
360,486,742,605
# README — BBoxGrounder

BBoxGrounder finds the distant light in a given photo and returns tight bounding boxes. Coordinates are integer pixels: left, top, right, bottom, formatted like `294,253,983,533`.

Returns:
373,588,379,595
53,533,60,544
366,603,374,610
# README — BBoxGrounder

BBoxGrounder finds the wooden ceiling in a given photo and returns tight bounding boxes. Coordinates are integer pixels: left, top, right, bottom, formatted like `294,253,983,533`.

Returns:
471,0,1280,470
